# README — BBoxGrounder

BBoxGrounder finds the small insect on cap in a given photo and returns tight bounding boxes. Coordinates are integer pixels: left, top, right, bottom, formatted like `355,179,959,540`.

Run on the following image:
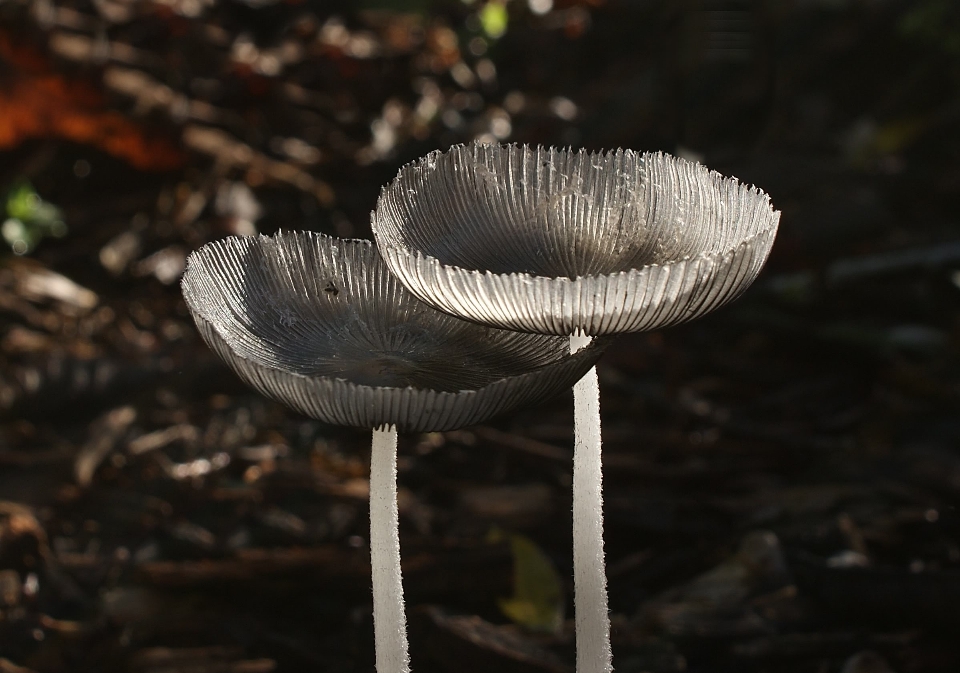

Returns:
181,231,610,432
372,142,780,335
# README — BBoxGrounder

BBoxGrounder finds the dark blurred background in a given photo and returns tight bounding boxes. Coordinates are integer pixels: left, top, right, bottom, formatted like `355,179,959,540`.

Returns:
1,1,959,672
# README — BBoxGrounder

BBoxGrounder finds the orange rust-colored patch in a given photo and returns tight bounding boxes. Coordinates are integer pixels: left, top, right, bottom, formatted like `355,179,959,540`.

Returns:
0,32,186,171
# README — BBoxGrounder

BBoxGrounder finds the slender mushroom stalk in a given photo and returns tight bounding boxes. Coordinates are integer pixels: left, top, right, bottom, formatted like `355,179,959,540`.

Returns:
181,231,610,672
570,334,610,673
371,142,780,672
369,424,409,673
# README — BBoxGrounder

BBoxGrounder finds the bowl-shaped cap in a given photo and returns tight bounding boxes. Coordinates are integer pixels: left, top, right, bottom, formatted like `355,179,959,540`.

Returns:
181,231,608,432
372,142,780,335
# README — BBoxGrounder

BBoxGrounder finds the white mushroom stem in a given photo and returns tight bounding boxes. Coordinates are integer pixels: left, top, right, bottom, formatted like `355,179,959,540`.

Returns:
369,424,410,673
570,334,612,673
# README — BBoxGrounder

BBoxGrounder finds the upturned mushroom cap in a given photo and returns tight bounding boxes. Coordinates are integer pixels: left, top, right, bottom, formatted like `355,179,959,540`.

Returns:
372,142,780,335
181,231,608,432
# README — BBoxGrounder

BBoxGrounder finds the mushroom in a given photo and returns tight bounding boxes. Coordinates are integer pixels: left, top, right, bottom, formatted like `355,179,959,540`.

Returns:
180,230,609,672
371,142,780,672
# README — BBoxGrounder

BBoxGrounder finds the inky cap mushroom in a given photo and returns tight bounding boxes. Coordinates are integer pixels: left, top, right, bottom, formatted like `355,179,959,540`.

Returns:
372,142,780,335
180,231,609,432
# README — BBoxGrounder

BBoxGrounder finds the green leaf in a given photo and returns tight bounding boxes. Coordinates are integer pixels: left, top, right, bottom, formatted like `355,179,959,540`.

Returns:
480,1,508,39
497,533,564,634
2,182,66,255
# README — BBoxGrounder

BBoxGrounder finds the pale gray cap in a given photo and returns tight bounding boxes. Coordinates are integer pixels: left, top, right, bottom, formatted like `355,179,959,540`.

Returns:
181,231,608,431
372,142,780,335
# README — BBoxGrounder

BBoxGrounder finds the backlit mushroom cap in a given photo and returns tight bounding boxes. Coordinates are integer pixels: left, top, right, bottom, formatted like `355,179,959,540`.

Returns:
372,142,780,335
181,232,608,432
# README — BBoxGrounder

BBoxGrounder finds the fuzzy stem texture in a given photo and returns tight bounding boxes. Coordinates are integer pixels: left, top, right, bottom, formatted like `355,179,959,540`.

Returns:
369,424,410,673
570,334,612,673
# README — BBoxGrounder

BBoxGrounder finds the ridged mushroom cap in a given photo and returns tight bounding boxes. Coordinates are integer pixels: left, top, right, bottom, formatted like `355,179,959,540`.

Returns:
181,231,609,432
372,142,780,335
